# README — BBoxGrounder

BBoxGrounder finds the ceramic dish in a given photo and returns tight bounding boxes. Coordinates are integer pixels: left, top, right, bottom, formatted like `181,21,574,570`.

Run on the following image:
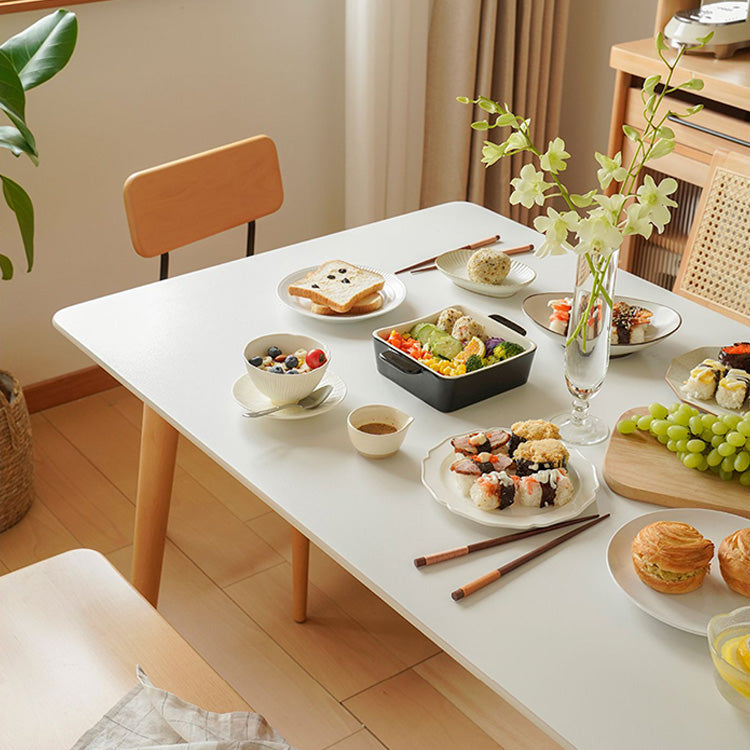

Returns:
434,246,536,298
420,433,598,529
522,292,682,358
606,508,749,636
232,370,346,420
277,264,406,322
665,346,749,416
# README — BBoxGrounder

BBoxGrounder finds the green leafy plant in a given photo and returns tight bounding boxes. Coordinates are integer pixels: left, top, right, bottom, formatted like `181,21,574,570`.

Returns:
460,34,711,348
0,9,77,280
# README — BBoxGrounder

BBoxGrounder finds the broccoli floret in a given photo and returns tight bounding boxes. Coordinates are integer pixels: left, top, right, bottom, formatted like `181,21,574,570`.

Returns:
493,342,525,360
465,354,484,372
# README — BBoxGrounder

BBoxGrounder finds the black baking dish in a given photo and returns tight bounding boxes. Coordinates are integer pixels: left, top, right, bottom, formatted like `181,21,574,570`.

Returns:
372,304,537,412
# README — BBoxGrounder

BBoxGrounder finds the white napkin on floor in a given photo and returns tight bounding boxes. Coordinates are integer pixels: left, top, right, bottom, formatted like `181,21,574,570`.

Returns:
69,666,296,750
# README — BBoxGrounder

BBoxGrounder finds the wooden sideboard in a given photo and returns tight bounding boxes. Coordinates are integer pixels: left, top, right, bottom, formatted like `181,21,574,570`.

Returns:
607,37,750,287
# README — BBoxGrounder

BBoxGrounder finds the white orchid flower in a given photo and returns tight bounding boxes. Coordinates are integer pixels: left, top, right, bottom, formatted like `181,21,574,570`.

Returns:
592,193,626,223
533,208,577,257
622,203,653,239
594,152,628,190
573,211,623,257
636,175,678,232
481,140,507,167
505,130,528,153
509,163,552,209
539,137,570,174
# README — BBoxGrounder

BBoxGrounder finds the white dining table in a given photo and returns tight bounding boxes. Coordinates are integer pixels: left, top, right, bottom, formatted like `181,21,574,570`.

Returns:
54,201,750,750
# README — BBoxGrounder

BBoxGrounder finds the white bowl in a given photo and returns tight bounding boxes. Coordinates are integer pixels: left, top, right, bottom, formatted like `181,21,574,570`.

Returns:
347,404,414,458
244,333,330,405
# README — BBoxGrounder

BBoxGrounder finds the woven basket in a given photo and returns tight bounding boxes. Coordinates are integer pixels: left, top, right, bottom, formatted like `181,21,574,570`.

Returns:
0,371,34,531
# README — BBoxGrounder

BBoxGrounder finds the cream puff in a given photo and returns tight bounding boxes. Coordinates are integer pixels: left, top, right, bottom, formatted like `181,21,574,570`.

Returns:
719,528,750,597
631,521,714,594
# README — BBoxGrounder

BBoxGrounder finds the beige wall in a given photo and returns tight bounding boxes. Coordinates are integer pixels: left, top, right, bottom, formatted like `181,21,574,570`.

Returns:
0,0,345,385
558,0,655,195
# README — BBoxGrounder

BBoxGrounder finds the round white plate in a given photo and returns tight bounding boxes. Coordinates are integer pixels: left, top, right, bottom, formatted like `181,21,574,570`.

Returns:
665,346,749,417
232,370,346,419
606,508,749,636
522,292,682,358
420,432,598,529
277,264,406,323
434,246,536,298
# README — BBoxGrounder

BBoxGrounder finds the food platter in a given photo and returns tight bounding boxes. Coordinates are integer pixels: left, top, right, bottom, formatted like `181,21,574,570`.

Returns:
421,432,598,529
606,508,749,635
434,247,536,298
277,264,406,322
665,346,749,417
522,292,682,357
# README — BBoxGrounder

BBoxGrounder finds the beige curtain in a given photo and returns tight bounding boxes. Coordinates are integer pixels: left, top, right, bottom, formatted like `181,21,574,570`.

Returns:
421,0,570,228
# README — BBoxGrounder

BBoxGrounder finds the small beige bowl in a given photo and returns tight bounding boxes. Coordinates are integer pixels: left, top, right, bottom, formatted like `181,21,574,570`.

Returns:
244,333,330,405
347,404,413,458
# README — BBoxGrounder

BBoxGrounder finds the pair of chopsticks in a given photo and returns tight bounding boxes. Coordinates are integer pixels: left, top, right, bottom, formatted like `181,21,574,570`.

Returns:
395,235,501,275
413,513,609,601
411,242,534,274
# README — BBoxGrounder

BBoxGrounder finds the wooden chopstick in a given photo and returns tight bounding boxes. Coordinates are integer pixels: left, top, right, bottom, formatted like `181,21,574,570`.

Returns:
414,514,600,568
451,514,610,601
394,235,500,275
409,243,535,274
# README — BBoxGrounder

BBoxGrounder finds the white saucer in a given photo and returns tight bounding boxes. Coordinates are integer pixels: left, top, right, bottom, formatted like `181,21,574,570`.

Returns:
232,370,346,419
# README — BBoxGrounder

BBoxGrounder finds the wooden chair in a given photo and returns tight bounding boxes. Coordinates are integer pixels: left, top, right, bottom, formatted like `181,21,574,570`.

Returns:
0,549,252,750
123,134,284,280
673,150,750,325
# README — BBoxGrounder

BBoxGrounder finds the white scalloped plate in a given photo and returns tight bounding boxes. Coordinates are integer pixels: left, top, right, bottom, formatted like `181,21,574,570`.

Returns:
435,246,536,298
420,432,599,528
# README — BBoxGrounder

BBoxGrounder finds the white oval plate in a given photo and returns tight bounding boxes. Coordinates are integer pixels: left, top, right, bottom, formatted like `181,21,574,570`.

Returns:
277,264,406,323
434,246,536,298
606,508,749,636
665,346,749,417
420,432,598,529
522,291,682,358
232,370,346,420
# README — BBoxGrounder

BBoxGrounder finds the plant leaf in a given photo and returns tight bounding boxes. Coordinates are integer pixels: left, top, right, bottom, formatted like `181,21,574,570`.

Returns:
0,50,37,158
0,254,12,280
1,175,34,272
0,125,37,159
0,9,77,91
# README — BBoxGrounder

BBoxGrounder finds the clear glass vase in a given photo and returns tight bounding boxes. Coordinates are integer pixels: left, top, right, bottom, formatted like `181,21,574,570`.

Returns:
551,249,618,445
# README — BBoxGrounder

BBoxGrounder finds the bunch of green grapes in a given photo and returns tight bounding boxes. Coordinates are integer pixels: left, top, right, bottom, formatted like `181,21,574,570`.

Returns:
617,402,750,487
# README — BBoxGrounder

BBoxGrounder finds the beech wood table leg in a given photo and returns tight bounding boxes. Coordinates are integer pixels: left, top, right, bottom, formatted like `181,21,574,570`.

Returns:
291,527,310,623
131,405,179,607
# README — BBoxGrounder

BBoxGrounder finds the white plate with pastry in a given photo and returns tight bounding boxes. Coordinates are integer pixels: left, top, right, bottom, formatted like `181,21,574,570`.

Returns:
606,508,749,636
420,433,598,529
435,246,536,298
277,261,406,323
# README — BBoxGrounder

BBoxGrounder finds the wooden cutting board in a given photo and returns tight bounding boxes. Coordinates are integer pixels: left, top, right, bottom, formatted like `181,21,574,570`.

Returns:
603,407,750,518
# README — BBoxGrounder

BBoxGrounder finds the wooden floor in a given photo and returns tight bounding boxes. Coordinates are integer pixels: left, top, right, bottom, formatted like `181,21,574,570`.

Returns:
0,388,563,750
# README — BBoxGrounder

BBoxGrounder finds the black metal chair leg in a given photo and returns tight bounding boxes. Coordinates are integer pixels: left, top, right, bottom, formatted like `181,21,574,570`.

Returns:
246,220,256,257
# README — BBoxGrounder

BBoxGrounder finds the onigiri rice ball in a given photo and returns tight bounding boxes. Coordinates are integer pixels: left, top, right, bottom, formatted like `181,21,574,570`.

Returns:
467,248,511,285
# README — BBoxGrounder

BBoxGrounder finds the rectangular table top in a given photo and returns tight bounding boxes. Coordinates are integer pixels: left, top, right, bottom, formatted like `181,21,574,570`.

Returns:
54,201,750,749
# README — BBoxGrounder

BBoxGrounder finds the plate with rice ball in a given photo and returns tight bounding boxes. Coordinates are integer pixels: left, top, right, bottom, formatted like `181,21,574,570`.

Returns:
522,292,682,357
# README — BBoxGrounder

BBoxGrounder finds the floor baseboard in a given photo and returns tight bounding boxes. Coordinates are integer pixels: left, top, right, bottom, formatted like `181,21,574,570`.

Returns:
24,366,119,413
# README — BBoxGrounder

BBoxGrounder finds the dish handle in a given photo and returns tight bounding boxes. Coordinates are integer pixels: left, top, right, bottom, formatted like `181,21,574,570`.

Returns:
379,350,423,375
488,313,526,336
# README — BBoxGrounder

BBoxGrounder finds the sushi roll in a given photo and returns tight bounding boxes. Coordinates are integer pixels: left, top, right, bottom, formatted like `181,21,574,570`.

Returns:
547,297,571,335
610,302,652,345
513,439,569,476
682,359,728,401
716,369,750,410
450,452,514,497
508,419,560,456
516,469,573,508
451,428,511,459
436,307,464,334
719,343,750,371
469,471,518,511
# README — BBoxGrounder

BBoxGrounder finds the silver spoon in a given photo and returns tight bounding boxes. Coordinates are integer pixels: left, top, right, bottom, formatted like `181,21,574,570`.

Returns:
243,384,333,418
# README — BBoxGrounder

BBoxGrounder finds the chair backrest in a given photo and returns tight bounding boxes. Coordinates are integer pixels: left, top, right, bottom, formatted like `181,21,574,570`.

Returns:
123,134,283,260
673,149,750,325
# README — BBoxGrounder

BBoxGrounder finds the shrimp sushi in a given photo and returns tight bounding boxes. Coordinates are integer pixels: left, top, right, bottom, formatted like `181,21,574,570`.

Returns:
716,369,750,410
683,359,728,401
469,471,518,511
450,452,514,496
547,297,571,335
516,469,573,508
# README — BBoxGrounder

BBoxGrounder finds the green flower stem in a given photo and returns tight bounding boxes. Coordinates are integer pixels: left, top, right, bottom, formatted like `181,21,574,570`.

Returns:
566,252,614,350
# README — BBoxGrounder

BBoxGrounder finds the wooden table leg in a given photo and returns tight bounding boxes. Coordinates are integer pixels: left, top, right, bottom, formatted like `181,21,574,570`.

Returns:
131,405,179,607
291,527,310,623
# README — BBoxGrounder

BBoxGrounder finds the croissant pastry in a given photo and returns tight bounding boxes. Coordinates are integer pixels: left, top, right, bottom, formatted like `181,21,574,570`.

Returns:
719,528,750,597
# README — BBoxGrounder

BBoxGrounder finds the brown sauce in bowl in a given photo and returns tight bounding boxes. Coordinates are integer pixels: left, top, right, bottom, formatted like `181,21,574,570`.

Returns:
358,422,397,435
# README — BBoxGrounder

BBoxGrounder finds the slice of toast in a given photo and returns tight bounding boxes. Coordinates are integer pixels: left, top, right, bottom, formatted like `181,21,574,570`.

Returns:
311,292,383,316
288,260,384,313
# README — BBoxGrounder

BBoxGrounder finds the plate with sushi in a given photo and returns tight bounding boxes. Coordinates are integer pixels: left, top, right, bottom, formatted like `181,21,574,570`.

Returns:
666,344,750,416
420,420,599,529
522,292,682,357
